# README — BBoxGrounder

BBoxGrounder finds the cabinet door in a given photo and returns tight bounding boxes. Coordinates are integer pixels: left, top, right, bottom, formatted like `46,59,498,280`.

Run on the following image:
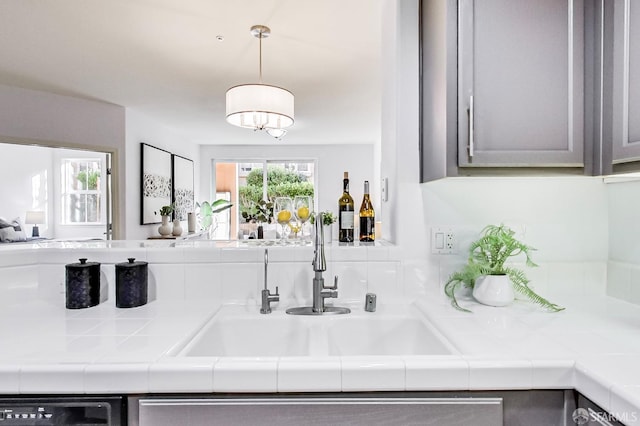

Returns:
612,0,640,163
458,0,584,167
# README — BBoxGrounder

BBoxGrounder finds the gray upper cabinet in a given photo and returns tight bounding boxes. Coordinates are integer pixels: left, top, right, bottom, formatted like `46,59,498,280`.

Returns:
611,0,640,164
457,0,584,167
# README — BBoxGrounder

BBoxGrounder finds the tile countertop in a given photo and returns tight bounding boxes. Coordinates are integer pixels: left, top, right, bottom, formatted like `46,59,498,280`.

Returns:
0,287,639,423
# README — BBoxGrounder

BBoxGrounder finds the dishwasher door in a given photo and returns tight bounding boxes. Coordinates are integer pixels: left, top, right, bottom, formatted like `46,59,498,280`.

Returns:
130,394,503,426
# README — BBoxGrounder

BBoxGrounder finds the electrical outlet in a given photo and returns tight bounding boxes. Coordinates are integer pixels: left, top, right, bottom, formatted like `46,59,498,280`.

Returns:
431,226,457,254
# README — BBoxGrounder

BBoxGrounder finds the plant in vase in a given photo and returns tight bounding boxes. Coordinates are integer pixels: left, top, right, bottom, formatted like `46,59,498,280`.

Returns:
310,211,337,242
196,199,233,239
241,199,273,239
444,224,563,313
156,205,173,237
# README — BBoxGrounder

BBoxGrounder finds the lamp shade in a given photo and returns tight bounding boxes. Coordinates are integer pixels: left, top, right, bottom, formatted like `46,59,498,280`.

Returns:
25,210,45,225
226,84,294,130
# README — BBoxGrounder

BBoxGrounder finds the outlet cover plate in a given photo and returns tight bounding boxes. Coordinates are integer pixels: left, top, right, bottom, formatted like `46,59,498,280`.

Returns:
431,227,457,255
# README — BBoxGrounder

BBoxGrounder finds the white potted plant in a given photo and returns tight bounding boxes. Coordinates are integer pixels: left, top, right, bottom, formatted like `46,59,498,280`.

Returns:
157,205,173,237
444,224,563,312
310,211,337,243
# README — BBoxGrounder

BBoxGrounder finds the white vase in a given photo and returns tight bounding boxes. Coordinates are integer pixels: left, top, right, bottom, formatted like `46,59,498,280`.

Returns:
187,212,196,233
158,216,172,237
324,224,333,243
172,219,183,237
472,275,515,307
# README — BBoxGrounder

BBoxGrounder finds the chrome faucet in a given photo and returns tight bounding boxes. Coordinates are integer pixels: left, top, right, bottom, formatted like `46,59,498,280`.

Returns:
260,249,279,314
286,212,350,315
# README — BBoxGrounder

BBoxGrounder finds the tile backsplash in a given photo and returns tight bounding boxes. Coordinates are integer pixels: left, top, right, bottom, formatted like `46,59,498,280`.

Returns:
0,241,409,309
0,239,612,311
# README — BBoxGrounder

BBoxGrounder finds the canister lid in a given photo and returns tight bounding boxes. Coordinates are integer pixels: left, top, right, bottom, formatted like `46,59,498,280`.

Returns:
116,257,148,268
66,258,100,268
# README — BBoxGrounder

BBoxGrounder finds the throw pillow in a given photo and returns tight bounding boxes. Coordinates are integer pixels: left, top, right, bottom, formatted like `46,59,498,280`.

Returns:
10,218,27,241
0,218,28,241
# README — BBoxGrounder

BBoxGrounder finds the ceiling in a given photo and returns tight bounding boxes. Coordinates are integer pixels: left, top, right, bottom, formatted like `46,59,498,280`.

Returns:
0,0,383,145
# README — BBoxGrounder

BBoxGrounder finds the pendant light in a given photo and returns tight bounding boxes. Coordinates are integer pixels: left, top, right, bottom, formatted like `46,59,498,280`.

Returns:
225,25,294,136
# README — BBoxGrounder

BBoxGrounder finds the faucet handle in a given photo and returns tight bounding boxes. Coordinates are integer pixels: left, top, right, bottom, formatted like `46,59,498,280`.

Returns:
274,286,279,296
324,275,338,290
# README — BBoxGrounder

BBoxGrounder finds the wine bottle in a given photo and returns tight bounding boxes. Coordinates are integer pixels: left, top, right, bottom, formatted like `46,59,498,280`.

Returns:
338,171,354,243
359,180,375,242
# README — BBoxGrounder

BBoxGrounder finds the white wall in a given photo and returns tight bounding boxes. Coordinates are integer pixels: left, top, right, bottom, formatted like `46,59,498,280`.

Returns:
198,144,375,225
422,176,609,262
380,0,424,254
606,178,640,304
125,109,201,240
607,179,640,263
0,84,126,238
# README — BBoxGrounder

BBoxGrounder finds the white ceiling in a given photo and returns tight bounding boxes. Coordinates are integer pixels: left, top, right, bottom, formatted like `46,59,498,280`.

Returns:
0,0,383,145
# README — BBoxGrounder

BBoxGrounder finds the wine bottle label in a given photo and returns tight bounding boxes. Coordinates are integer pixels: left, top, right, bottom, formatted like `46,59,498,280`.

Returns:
360,217,375,235
340,212,354,229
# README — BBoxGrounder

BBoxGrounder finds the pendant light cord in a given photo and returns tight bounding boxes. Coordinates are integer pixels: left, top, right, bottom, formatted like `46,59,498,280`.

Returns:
258,28,263,84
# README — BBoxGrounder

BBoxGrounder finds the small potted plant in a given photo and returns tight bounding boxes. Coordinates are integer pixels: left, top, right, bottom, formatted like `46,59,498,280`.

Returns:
444,224,563,312
310,211,337,242
240,199,273,239
156,205,173,237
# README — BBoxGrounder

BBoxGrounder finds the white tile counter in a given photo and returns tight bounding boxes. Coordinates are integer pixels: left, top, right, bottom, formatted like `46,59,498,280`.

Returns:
0,241,639,423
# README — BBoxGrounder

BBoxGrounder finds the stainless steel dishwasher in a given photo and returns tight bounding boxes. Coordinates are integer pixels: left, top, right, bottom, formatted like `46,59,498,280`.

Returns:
129,390,626,426
130,394,503,426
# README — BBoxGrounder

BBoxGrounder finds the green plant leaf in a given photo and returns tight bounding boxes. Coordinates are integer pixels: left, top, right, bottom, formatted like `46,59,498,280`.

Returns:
210,199,232,213
200,201,212,217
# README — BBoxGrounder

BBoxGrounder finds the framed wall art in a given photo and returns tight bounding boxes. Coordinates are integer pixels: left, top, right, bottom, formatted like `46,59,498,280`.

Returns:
172,154,194,221
140,143,172,225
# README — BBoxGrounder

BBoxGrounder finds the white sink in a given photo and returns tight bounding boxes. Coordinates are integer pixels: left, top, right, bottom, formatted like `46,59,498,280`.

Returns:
174,305,457,358
179,316,309,357
326,317,452,356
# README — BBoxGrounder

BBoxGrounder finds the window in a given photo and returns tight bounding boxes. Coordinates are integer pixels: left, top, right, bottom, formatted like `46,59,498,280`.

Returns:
61,159,103,224
214,160,315,240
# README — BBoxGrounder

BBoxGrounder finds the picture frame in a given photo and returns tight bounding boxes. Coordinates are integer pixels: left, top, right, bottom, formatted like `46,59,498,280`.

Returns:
140,143,172,225
172,154,194,221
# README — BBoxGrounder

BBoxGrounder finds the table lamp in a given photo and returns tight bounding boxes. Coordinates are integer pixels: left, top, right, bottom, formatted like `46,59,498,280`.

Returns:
25,211,45,237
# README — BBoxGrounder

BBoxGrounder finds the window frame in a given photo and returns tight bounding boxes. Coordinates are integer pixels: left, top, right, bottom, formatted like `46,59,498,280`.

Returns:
60,157,105,225
212,158,318,240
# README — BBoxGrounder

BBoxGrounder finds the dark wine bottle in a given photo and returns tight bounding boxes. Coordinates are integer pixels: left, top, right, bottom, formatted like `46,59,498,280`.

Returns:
338,172,354,243
359,180,375,242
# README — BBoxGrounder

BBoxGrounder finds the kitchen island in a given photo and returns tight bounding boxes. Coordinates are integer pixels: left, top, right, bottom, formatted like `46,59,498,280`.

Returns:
0,241,638,424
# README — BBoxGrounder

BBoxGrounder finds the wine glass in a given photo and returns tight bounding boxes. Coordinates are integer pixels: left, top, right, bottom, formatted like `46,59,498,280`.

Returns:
288,218,301,242
273,197,293,244
293,196,313,240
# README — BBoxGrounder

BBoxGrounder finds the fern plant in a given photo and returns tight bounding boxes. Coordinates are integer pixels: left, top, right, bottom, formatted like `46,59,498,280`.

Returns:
444,224,563,313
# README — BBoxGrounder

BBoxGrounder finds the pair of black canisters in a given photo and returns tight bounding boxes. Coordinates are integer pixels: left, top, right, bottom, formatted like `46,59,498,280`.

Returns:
65,258,148,309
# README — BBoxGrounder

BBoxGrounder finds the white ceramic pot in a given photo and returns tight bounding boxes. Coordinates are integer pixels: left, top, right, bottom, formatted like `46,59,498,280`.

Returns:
324,224,333,243
158,216,172,237
472,274,515,307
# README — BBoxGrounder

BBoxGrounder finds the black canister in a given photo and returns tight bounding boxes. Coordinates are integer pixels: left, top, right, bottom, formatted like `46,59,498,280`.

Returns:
115,258,148,308
65,258,101,309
